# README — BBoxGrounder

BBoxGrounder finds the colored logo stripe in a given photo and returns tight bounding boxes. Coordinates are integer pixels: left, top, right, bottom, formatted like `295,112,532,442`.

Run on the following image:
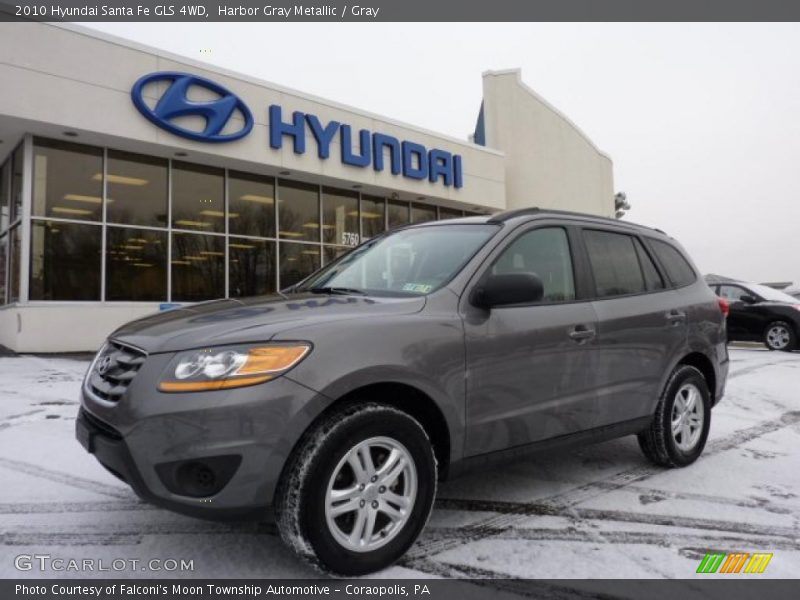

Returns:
697,552,772,574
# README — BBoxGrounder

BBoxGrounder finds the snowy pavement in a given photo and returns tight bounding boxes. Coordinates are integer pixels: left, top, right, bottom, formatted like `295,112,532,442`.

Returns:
0,347,798,580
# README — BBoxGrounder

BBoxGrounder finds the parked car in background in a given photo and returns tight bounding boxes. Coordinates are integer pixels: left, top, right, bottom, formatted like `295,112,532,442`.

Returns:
711,282,800,351
77,209,729,575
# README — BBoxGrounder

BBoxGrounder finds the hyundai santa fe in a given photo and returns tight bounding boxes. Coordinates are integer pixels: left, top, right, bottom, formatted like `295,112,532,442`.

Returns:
77,208,729,575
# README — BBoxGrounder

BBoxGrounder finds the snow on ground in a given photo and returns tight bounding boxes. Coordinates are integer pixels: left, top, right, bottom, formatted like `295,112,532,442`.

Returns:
0,348,798,581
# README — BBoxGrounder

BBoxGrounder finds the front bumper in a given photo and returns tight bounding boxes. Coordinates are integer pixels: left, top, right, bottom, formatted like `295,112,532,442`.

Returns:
77,357,329,521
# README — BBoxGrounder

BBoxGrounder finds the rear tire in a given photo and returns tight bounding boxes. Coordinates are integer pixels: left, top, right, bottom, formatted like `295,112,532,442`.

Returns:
274,403,437,575
763,321,795,352
638,365,711,468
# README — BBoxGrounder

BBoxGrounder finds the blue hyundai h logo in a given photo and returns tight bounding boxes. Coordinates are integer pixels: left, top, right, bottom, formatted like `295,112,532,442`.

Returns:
131,72,253,143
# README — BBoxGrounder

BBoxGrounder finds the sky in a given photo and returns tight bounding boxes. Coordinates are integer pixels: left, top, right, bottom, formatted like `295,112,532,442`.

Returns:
83,22,800,287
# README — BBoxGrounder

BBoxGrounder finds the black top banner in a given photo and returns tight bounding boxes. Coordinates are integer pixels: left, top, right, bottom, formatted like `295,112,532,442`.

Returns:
3,0,800,22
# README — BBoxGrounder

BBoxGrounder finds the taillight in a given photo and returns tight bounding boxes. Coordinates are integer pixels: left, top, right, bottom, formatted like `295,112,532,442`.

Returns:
718,298,730,317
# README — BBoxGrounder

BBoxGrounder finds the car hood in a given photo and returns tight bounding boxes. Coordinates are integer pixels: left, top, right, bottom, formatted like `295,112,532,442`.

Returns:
111,293,426,354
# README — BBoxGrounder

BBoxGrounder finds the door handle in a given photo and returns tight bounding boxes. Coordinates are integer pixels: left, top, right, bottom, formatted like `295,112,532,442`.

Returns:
568,324,596,342
666,310,687,325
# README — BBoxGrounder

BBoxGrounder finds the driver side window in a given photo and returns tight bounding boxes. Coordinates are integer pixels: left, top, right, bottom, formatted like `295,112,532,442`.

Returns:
492,227,576,303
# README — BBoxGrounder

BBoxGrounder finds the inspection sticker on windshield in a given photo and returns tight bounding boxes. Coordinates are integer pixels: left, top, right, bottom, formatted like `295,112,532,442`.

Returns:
402,283,433,294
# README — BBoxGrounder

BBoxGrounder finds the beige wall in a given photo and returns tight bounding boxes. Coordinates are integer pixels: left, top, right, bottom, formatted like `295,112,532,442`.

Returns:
481,69,614,217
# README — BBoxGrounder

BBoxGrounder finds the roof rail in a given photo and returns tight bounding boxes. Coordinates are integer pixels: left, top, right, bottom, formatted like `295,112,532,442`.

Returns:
487,207,668,235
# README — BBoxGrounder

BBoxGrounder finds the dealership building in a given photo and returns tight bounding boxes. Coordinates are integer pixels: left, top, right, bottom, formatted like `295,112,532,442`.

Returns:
0,22,614,352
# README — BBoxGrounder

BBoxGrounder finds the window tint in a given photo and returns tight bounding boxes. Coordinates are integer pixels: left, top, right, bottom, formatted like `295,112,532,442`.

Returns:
584,230,646,298
171,233,225,301
634,238,665,291
360,195,385,241
228,171,275,238
106,150,168,227
172,162,225,233
229,238,276,298
649,239,696,287
33,139,103,222
105,226,167,301
322,187,359,246
492,227,576,303
29,221,101,300
278,180,319,242
280,242,320,288
411,204,436,224
387,200,409,228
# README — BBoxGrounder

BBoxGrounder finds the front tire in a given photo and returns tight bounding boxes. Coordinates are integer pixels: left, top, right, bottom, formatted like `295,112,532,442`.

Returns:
638,365,711,468
764,321,795,352
274,403,437,575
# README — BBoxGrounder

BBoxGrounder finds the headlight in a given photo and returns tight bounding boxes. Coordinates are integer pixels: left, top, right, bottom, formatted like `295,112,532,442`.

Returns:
158,343,311,392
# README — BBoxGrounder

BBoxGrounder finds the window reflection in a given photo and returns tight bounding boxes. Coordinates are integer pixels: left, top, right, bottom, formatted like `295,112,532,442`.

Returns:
106,227,167,301
229,171,275,238
29,221,101,300
323,245,349,266
360,195,385,241
106,151,168,227
171,233,225,301
280,242,320,288
33,139,102,222
411,203,437,224
387,200,409,228
279,180,319,242
10,145,24,223
9,226,20,302
0,234,6,304
439,207,463,220
229,237,276,297
322,187,359,246
1,159,9,231
172,162,225,233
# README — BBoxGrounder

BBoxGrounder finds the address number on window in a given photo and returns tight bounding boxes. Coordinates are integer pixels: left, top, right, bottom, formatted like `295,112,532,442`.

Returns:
341,232,360,247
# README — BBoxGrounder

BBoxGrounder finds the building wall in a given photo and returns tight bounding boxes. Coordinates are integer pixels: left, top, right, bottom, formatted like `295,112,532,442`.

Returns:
0,22,506,211
481,70,614,217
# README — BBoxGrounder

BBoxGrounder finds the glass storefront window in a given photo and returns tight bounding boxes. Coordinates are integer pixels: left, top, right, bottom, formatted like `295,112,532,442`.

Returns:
105,226,167,301
280,242,320,288
360,195,385,241
229,171,275,239
387,200,409,228
10,145,24,224
32,139,103,222
322,187,359,247
171,232,225,301
323,245,350,266
0,234,6,304
439,207,463,220
411,203,437,224
172,162,225,233
229,237,276,297
106,150,168,227
29,220,101,300
1,159,9,232
279,180,319,242
9,226,20,302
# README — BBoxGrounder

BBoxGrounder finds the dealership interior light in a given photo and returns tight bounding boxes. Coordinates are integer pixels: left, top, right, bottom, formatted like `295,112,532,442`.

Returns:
93,173,149,186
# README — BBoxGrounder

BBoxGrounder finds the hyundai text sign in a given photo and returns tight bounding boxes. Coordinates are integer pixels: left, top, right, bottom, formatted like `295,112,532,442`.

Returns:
132,71,463,189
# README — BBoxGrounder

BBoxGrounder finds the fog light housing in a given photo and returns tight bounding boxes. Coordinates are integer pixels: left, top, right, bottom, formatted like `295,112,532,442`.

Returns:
155,455,242,498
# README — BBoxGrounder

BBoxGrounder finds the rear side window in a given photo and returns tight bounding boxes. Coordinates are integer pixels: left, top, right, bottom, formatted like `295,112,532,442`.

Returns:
583,229,649,298
634,238,665,291
492,227,576,302
649,239,697,287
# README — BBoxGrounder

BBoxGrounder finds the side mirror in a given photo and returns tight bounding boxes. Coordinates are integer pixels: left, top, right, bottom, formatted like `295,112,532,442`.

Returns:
740,294,757,305
471,272,544,308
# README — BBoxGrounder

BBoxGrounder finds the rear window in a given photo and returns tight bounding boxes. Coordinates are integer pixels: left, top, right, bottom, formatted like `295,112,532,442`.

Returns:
649,239,696,287
583,230,647,297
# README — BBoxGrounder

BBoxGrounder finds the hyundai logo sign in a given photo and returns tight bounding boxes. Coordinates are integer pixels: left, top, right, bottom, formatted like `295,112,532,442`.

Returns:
131,72,254,143
131,72,463,188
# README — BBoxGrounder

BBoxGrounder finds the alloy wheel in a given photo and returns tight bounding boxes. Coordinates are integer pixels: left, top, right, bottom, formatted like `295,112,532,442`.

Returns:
671,383,705,452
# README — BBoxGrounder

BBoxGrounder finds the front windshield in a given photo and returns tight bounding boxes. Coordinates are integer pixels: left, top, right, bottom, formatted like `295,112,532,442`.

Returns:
297,224,499,296
748,283,799,304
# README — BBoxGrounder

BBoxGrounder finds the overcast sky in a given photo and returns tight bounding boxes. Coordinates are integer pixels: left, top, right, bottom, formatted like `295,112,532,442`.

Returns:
83,22,800,287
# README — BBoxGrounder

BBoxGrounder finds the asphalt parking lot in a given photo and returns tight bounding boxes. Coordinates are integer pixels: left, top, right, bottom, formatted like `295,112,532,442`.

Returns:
0,347,797,580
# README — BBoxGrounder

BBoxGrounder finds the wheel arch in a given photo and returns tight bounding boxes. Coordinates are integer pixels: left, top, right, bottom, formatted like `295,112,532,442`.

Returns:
676,351,717,405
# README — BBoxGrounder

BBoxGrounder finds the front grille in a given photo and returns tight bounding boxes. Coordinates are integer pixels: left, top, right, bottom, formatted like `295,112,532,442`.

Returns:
88,341,147,403
80,408,123,440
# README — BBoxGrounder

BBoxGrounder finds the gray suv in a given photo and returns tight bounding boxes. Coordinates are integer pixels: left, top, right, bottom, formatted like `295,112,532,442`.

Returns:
77,209,729,575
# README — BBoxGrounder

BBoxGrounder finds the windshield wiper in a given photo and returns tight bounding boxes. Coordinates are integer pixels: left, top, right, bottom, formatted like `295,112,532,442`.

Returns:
308,287,367,296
